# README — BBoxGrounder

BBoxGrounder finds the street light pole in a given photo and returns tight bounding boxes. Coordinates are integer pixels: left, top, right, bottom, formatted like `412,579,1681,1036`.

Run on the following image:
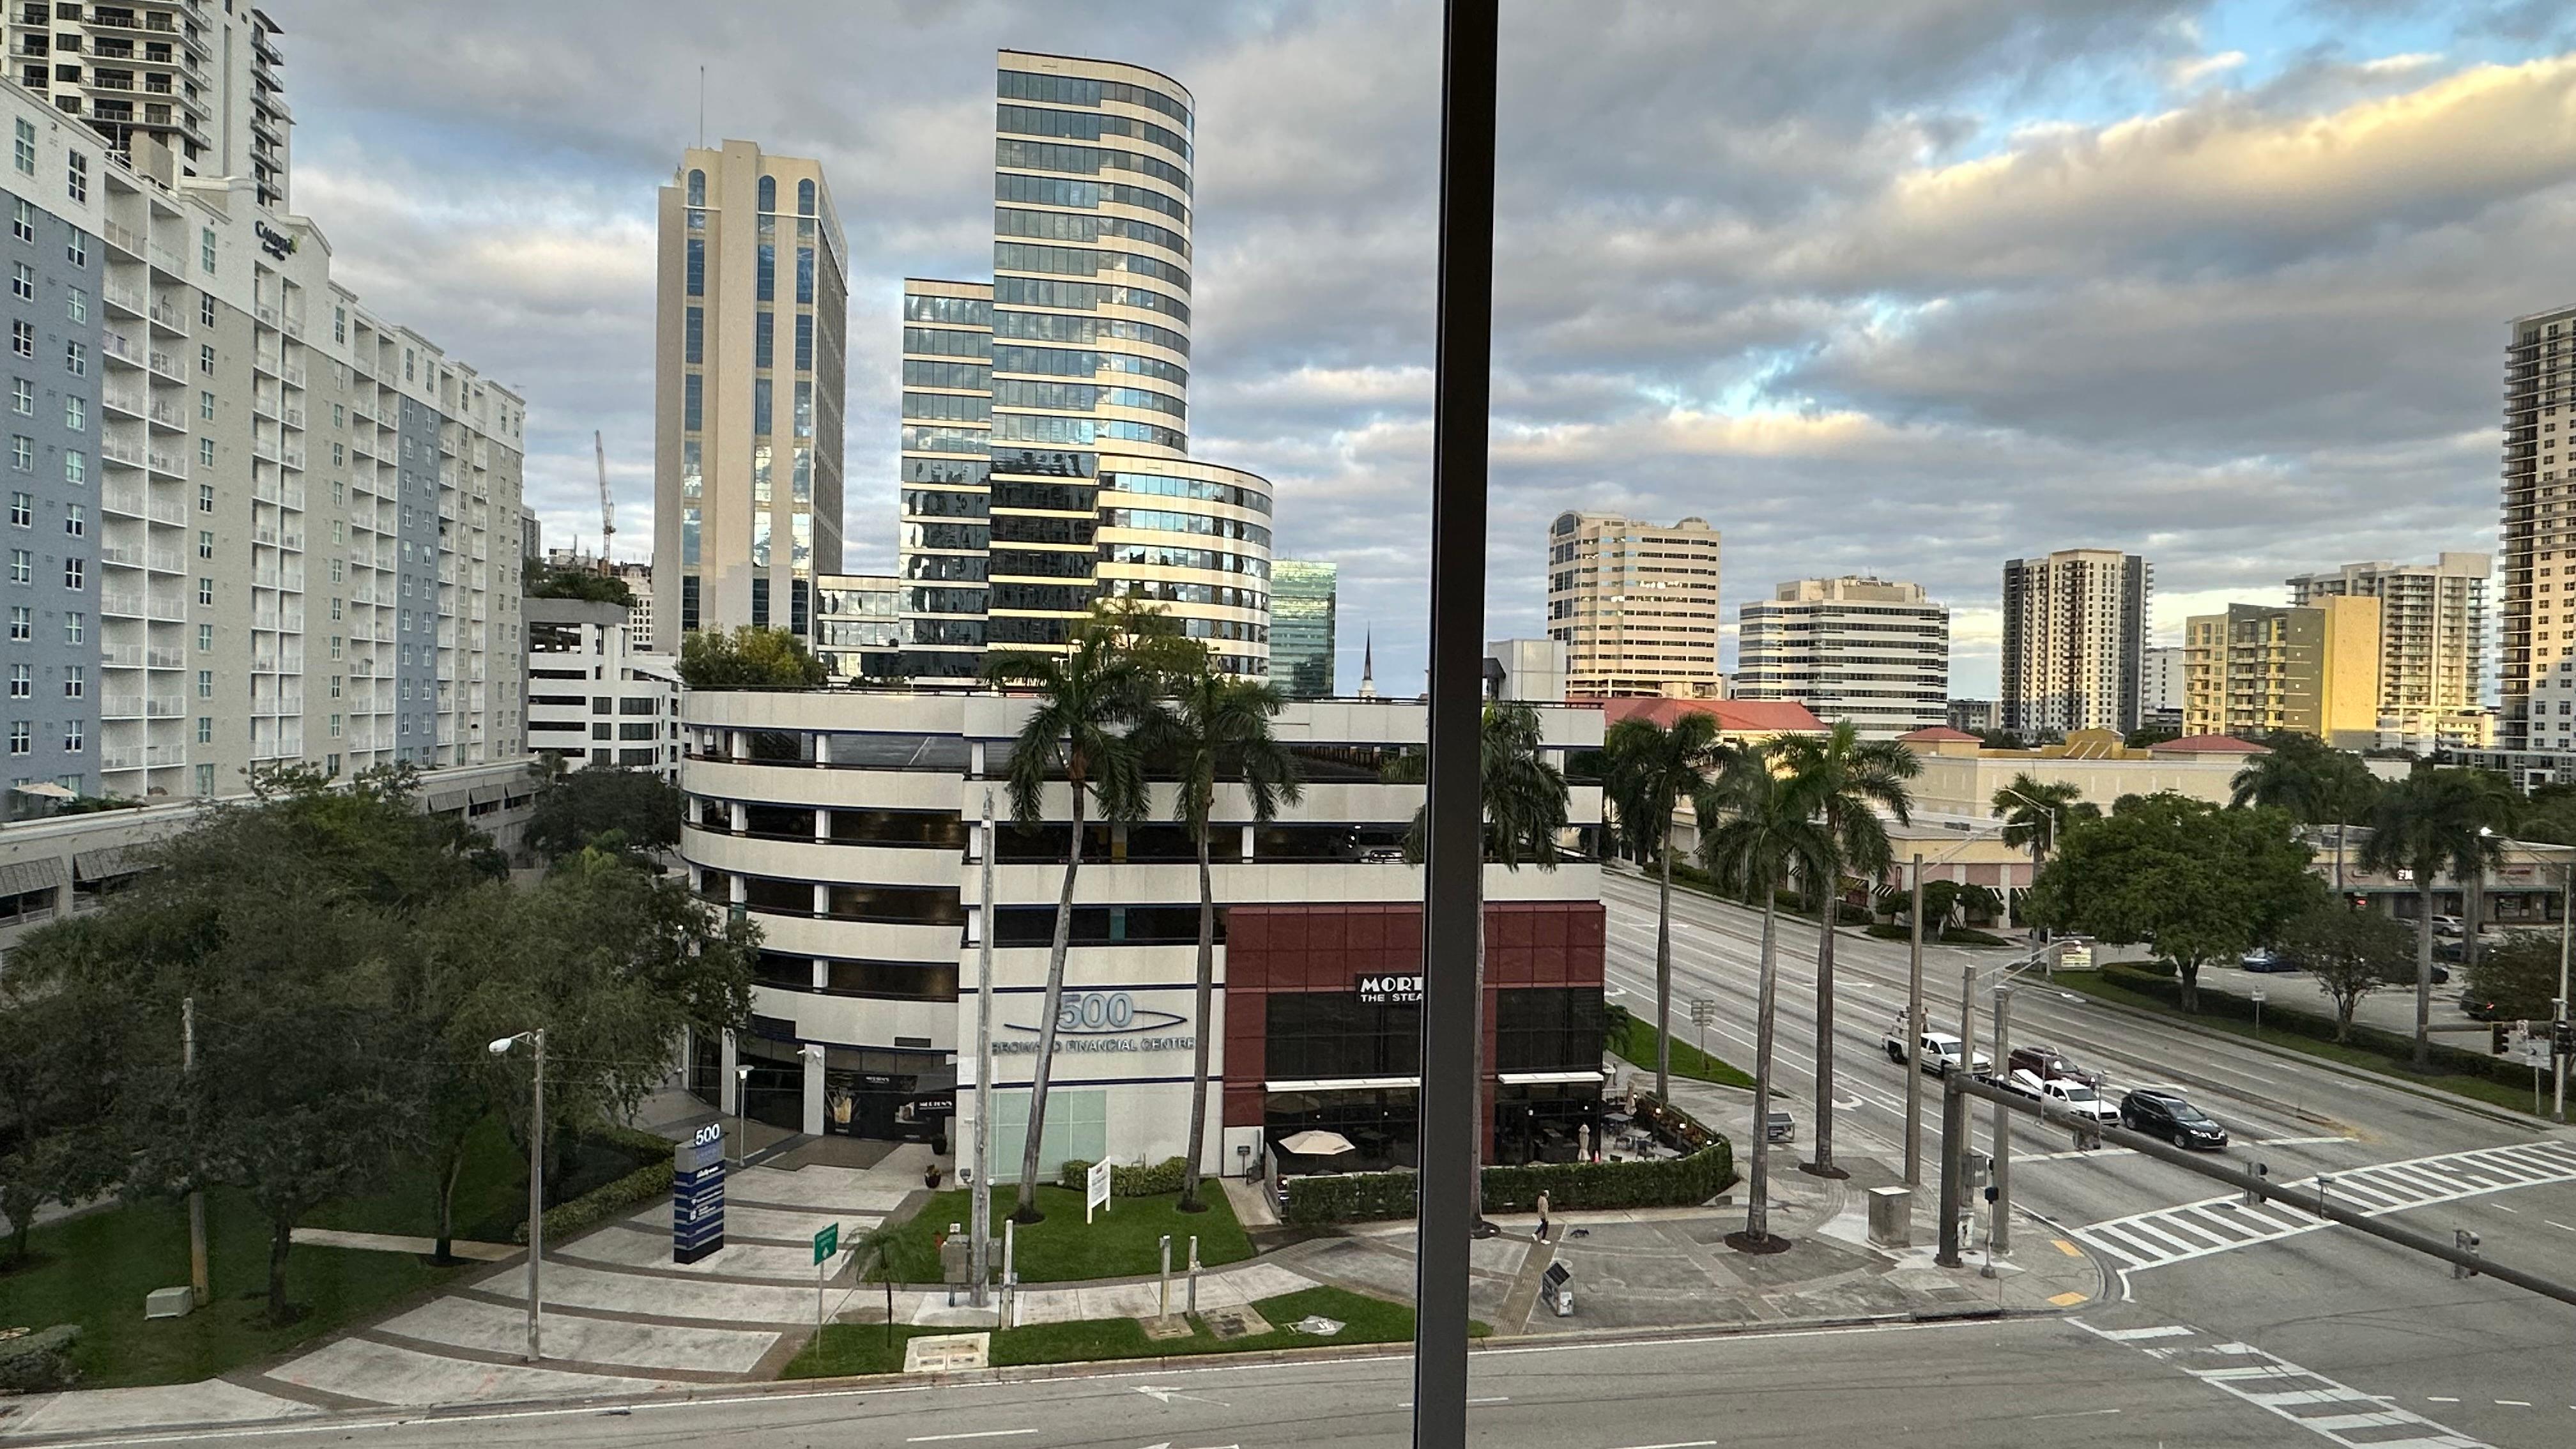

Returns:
488,1029,546,1363
735,1064,753,1169
1905,853,1924,1186
1989,986,2012,1259
2557,859,2570,1123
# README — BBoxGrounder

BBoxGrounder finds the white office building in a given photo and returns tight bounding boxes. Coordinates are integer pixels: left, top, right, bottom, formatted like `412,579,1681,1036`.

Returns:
1733,576,1949,737
524,596,679,776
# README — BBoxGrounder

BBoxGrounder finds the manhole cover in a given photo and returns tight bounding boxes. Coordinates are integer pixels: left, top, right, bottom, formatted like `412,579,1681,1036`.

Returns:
903,1331,990,1373
1202,1305,1273,1340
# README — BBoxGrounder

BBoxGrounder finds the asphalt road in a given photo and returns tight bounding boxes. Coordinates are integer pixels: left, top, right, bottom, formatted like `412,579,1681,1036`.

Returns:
42,1318,2420,1449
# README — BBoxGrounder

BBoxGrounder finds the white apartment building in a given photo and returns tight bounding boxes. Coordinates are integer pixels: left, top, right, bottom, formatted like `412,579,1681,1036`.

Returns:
2288,553,2489,740
613,560,653,652
525,595,679,777
2503,307,2576,748
2000,548,2151,737
1733,575,1948,737
2139,645,2186,732
1545,510,1722,698
1,1,290,210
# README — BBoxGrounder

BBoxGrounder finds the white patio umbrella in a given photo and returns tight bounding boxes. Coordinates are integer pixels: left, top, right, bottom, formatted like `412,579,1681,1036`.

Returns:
1276,1130,1358,1157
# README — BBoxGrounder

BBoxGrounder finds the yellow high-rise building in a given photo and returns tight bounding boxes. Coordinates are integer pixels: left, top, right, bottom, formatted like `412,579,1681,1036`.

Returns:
2182,596,2382,745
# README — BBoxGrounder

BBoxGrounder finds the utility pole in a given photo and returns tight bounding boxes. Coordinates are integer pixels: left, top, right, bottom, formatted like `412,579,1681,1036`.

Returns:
1989,986,2012,1259
1905,852,1925,1186
183,995,208,1308
1935,1073,1967,1268
970,789,997,1308
2557,859,2570,1123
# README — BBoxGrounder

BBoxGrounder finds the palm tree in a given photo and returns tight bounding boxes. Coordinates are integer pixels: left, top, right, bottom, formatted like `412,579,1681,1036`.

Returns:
2359,769,2506,1070
984,631,1154,1222
1775,723,1918,1177
1141,669,1303,1213
1601,712,1729,1102
2231,736,2384,891
1993,775,2097,926
1696,745,1829,1251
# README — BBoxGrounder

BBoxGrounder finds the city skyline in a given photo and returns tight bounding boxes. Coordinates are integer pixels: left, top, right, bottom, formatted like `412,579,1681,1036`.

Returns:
259,3,2575,695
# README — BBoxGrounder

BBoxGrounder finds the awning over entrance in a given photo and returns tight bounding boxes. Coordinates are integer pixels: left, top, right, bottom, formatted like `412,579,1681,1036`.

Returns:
0,855,68,898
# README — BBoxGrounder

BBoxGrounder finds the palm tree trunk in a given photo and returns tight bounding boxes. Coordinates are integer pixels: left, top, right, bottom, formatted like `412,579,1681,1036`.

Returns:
1016,790,1084,1220
1810,855,1841,1177
1179,834,1215,1213
1654,825,1674,1102
1745,895,1781,1244
266,1212,295,1325
2332,823,2345,895
2414,878,2435,1071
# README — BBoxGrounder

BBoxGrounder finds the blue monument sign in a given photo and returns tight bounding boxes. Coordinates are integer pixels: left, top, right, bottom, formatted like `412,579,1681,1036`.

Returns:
673,1122,727,1264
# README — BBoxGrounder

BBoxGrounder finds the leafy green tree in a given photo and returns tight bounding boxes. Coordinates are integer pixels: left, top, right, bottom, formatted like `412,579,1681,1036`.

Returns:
1696,745,1830,1249
1602,712,1729,1101
2361,768,2510,1068
2277,902,2415,1041
1139,668,1303,1211
986,631,1154,1221
1993,774,2099,880
2232,735,2386,890
0,962,123,1265
526,567,635,607
526,763,686,861
2464,931,2564,1024
2123,726,2181,748
1774,722,1917,1176
678,625,829,689
2025,793,2320,1012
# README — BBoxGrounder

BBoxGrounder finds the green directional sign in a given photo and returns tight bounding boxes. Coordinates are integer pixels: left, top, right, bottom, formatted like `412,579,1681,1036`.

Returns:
814,1221,839,1266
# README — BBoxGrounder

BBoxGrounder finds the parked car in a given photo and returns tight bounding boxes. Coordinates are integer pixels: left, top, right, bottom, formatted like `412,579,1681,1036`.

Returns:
2239,947,2301,974
1883,1020,1993,1077
2120,1087,2230,1149
2430,915,2466,939
2460,989,2503,1022
2007,1043,2100,1087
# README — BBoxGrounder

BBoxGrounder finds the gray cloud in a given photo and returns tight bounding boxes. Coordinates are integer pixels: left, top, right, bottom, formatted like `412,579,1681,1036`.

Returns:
268,0,2557,696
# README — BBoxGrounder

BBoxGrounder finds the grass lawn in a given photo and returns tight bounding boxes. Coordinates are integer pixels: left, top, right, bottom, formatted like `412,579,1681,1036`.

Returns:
2054,972,2538,1116
783,1285,1471,1379
1609,1011,1754,1089
0,1113,657,1389
873,1184,1254,1285
0,1189,464,1390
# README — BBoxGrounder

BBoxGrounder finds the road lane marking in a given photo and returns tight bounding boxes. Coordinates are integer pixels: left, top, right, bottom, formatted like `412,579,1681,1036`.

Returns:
2073,1321,2492,1448
1604,1440,1719,1448
2048,1291,2090,1305
2096,1324,2193,1340
2498,1399,2532,1406
2547,1220,2576,1232
1395,1397,1509,1407
907,1433,1037,1443
2053,1238,2083,1257
2028,1408,2121,1420
2427,1396,2460,1402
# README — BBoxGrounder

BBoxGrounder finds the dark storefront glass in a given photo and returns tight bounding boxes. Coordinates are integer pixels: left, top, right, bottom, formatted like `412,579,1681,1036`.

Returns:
1265,1087,1418,1173
993,903,1213,946
1496,987,1607,1072
1265,993,1423,1080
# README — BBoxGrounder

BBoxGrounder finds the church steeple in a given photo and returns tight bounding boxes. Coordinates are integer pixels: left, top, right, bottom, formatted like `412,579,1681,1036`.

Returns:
1358,629,1376,700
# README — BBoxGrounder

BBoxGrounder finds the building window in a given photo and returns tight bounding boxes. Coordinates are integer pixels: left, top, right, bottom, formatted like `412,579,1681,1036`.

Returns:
61,340,84,376
195,762,212,796
197,576,211,606
683,372,702,431
61,719,79,753
62,395,80,431
197,530,211,559
758,174,776,212
10,436,26,470
10,200,29,244
65,150,85,203
333,305,346,343
200,227,216,273
797,178,815,216
9,262,29,300
196,669,211,698
198,482,213,512
10,118,30,176
685,305,702,365
755,241,774,301
197,437,212,466
64,286,83,323
200,294,215,327
795,314,813,371
60,610,76,643
797,247,813,305
59,228,80,268
62,663,80,696
61,556,79,589
6,549,24,583
197,343,212,374
199,389,215,420
61,503,79,535
6,721,23,755
5,491,22,526
6,606,23,639
9,321,27,358
196,716,211,744
6,664,22,696
196,622,211,652
10,379,27,415
61,449,78,485
685,236,703,296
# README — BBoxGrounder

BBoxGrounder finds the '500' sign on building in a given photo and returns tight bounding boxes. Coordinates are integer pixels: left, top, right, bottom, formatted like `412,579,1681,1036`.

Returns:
995,991,1194,1053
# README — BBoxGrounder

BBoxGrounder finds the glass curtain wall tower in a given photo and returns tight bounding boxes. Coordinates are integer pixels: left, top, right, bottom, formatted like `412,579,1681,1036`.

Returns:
893,50,1269,678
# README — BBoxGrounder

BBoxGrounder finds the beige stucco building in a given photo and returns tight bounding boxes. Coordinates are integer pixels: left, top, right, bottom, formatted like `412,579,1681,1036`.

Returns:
2287,553,2488,743
2000,548,2151,737
1546,511,1722,698
2182,597,2382,746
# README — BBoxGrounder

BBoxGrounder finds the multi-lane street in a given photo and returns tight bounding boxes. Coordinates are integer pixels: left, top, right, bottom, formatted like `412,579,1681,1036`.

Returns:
1599,866,2576,1445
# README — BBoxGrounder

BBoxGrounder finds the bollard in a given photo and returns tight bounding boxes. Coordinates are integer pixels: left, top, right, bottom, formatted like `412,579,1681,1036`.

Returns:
1186,1235,1200,1315
1158,1234,1172,1322
2242,1162,2268,1208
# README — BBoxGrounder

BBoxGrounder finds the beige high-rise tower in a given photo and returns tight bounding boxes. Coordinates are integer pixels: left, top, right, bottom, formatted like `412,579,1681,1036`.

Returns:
2182,597,2382,744
2000,548,2152,737
1545,512,1722,698
652,141,847,648
2286,553,2488,739
2501,306,2576,749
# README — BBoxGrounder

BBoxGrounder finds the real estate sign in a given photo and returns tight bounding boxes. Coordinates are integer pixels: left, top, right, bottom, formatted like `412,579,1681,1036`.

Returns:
673,1123,727,1264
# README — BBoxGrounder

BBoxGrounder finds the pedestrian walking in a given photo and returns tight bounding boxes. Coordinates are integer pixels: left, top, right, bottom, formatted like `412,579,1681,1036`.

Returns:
1535,1190,1551,1242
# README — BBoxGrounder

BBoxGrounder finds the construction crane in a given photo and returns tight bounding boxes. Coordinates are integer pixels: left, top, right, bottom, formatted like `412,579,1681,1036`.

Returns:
593,430,616,573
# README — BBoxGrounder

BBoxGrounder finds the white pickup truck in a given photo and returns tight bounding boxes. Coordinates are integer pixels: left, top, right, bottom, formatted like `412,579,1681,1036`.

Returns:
1883,1020,1993,1078
2002,1068,2123,1126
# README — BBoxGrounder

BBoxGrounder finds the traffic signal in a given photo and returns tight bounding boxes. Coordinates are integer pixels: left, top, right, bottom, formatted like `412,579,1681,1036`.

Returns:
2556,1020,2575,1055
2494,1022,2511,1055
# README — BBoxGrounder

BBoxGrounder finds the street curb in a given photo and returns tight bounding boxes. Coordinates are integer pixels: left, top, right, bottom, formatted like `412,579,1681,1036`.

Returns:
0,1308,2067,1447
2060,986,2546,1130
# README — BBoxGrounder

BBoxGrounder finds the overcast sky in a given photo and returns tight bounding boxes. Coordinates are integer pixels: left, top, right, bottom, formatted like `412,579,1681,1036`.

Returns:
278,0,2576,696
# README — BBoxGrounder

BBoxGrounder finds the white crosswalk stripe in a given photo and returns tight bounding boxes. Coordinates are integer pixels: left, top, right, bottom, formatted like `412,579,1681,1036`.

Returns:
2073,1138,2576,1273
2073,1319,2492,1448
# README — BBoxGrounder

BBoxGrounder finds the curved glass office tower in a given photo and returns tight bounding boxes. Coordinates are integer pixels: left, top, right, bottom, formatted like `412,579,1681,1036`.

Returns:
895,50,1269,678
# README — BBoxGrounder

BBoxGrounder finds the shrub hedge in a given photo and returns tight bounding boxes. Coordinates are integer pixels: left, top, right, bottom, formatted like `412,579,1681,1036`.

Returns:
2098,964,2528,1086
510,1123,676,1246
1863,923,2010,947
1277,1098,1734,1227
1056,1156,1192,1197
0,1324,81,1394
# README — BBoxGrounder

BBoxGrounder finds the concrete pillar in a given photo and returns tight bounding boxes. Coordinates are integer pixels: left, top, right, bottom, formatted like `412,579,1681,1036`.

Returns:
718,1030,740,1114
801,1043,826,1137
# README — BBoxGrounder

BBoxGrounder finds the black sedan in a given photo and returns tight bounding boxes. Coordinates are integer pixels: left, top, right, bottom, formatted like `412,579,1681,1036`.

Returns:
2120,1087,2230,1150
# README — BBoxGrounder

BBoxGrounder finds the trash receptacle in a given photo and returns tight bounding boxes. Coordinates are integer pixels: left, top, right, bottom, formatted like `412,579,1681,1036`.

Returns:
1866,1184,1913,1249
1542,1261,1574,1317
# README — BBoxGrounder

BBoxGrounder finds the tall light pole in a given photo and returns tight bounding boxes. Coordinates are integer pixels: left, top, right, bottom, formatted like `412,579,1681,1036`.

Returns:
734,1064,753,1169
2557,856,2570,1123
488,1029,546,1363
1904,820,2012,1186
1988,986,2012,1259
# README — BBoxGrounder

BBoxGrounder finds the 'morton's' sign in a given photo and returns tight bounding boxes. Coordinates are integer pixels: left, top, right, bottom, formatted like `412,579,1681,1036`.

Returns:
1356,974,1425,1004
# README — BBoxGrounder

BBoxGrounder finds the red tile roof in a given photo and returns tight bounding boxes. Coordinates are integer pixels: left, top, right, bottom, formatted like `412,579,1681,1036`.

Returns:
1897,726,1982,742
1600,697,1828,733
2149,733,2271,755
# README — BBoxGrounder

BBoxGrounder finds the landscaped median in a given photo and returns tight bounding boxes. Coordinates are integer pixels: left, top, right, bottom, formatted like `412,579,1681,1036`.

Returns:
783,1285,1477,1379
2058,963,2543,1116
1607,1004,1754,1087
871,1180,1254,1285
